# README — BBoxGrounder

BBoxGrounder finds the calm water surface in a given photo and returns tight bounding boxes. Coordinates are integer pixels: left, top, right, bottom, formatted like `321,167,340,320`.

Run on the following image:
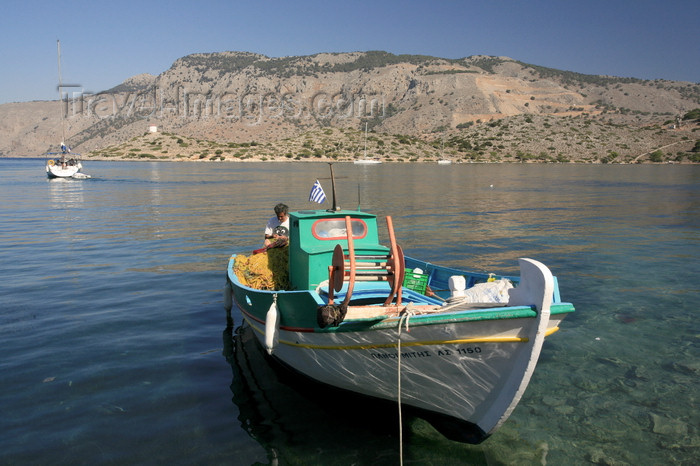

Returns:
1,159,698,465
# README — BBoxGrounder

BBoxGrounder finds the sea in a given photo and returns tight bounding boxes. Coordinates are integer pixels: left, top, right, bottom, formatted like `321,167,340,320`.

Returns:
1,158,698,465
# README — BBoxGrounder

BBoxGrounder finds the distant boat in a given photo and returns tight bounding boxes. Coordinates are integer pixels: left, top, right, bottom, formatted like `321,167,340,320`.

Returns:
46,40,87,179
46,146,84,179
354,123,382,165
437,136,451,164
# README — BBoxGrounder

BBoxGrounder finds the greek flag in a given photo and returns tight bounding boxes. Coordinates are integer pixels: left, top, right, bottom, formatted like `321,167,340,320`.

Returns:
309,179,326,204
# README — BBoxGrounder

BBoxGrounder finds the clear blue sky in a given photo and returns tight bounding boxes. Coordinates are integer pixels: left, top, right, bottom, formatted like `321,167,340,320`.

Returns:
1,0,697,104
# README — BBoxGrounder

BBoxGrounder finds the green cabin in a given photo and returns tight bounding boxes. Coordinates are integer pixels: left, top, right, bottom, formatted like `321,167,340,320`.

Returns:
288,209,391,291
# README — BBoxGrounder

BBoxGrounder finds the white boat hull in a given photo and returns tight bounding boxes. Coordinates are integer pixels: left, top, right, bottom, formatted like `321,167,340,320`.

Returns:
46,160,83,179
238,257,559,444
353,159,382,164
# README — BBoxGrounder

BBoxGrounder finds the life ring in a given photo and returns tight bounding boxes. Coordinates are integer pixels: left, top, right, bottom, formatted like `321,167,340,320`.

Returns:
47,159,55,166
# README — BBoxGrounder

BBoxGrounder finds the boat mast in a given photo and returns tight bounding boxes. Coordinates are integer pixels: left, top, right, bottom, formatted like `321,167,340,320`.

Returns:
363,122,368,159
57,39,66,151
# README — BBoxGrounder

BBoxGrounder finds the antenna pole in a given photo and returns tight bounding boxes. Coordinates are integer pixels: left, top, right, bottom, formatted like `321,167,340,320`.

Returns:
327,163,339,212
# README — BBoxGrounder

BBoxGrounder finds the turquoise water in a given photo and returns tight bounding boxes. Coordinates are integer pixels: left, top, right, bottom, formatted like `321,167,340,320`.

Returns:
1,159,697,464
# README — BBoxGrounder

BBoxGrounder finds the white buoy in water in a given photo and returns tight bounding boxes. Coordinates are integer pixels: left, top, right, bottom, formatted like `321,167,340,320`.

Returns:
265,297,280,355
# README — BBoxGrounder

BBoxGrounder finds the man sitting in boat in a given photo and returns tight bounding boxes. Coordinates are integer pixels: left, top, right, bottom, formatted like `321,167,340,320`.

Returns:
264,203,290,247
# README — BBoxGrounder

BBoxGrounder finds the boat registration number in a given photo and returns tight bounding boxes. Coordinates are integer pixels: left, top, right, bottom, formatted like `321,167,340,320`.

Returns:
370,346,483,360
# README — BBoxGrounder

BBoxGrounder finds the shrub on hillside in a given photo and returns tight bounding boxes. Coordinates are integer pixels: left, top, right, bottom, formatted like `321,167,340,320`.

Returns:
682,109,700,121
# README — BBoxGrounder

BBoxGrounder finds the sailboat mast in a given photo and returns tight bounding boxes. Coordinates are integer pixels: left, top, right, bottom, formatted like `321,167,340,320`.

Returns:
364,122,368,158
57,40,66,147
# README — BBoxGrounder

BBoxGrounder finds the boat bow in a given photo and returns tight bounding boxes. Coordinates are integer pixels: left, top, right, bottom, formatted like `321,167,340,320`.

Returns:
484,258,553,434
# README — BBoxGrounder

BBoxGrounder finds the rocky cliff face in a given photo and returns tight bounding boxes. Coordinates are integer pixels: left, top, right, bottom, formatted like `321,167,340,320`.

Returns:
1,51,698,157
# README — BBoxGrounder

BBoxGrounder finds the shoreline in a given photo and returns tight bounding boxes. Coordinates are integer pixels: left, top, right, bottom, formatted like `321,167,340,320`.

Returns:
8,154,697,165
7,115,699,164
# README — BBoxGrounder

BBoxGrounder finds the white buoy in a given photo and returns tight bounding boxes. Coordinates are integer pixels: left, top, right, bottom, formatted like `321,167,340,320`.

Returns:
223,281,232,311
265,296,280,355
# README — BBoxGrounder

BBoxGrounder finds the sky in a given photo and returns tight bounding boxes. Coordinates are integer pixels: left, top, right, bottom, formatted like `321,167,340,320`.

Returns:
1,0,698,104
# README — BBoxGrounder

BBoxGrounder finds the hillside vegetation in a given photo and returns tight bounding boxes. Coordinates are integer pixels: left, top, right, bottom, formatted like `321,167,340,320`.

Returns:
91,108,700,164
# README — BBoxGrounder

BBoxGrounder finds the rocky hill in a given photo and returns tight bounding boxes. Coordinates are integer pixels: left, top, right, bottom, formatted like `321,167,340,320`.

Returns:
1,51,698,163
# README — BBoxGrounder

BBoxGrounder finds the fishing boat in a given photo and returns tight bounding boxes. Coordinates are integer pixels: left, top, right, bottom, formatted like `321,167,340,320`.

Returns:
224,166,574,444
46,40,87,179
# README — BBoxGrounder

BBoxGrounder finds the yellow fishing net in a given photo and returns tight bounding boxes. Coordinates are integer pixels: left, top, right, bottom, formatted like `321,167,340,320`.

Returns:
233,246,289,290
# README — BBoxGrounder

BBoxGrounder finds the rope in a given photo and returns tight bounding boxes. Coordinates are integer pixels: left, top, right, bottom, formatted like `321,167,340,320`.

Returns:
396,304,416,466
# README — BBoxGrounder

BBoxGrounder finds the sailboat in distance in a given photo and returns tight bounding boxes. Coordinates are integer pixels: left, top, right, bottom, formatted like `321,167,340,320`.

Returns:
46,40,88,179
353,123,382,164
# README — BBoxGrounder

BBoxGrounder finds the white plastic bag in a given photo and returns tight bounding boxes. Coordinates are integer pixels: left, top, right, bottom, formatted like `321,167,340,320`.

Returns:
462,279,513,303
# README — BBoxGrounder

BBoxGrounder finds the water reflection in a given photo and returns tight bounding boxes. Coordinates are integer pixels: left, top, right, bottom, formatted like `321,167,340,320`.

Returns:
48,177,84,209
223,319,404,464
